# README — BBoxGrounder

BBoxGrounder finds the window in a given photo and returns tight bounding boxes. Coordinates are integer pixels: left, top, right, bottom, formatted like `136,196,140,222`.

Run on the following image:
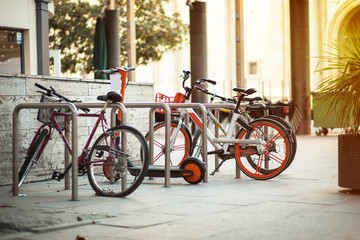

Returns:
0,29,24,74
249,61,258,75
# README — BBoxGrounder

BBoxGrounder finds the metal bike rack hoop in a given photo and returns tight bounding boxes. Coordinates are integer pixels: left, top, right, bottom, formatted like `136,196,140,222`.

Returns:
13,102,126,201
203,103,241,179
123,102,172,187
167,103,209,182
13,102,78,200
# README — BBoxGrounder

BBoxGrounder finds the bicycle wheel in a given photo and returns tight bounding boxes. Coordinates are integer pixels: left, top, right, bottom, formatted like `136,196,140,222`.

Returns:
19,128,49,187
235,118,291,180
262,115,297,168
238,117,294,173
87,125,149,197
180,158,205,184
145,120,192,166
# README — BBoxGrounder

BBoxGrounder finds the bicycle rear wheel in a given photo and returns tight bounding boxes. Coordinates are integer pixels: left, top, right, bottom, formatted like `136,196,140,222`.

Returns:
87,125,149,197
235,118,291,180
19,128,49,187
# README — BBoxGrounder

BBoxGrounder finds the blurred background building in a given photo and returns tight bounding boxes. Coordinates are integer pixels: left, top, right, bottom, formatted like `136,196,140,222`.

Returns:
1,0,360,134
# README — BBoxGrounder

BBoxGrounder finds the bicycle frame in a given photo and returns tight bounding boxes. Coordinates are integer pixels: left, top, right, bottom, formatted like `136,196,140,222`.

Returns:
31,106,112,174
173,103,263,160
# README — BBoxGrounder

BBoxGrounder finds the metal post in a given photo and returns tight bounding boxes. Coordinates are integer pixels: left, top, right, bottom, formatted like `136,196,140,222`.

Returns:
214,108,220,170
64,109,71,189
71,106,78,201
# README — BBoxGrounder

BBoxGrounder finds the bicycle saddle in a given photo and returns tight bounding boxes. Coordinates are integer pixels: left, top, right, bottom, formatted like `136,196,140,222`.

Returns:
233,87,257,95
97,91,123,103
244,96,263,102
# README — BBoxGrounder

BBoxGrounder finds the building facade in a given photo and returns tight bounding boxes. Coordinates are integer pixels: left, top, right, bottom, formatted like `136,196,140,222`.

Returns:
0,0,57,75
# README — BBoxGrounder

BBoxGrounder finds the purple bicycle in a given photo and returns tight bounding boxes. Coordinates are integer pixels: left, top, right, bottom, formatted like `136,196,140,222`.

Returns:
18,69,149,197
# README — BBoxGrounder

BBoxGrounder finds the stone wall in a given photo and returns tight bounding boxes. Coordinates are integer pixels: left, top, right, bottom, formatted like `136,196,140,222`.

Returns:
0,74,154,186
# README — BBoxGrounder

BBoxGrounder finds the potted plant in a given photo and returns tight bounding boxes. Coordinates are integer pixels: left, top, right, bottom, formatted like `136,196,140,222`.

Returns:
314,28,360,190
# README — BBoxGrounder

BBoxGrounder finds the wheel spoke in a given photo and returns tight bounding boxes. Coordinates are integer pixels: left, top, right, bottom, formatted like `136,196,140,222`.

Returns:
153,139,164,148
264,133,281,149
255,154,263,175
265,151,285,165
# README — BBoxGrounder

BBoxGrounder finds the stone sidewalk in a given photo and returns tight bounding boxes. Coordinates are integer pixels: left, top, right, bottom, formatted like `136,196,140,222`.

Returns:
1,135,360,240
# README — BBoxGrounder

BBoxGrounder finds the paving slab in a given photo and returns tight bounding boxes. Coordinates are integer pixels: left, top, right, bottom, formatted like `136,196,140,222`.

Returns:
1,135,360,240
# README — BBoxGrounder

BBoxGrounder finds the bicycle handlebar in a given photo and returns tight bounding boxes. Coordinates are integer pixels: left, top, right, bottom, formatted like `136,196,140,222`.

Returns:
35,83,90,113
99,67,136,75
35,83,49,93
198,78,216,85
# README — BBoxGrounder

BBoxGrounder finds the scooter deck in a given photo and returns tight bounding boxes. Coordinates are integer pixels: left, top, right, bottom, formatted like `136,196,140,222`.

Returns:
128,165,193,178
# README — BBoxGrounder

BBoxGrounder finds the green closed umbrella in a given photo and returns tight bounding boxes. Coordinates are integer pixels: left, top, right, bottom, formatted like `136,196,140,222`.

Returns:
93,16,107,79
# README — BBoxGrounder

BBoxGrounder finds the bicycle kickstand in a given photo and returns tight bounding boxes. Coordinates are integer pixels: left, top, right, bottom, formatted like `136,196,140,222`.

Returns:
210,159,227,176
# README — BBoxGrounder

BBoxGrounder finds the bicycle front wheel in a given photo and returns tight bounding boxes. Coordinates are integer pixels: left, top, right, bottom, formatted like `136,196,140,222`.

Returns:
235,118,291,180
19,128,49,187
87,125,149,197
145,120,192,166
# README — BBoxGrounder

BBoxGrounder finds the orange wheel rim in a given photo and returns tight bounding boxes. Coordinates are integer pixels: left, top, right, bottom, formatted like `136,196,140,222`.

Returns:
184,163,201,182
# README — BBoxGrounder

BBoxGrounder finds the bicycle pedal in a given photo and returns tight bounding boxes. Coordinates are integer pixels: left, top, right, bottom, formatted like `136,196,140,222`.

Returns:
52,171,64,181
78,167,87,176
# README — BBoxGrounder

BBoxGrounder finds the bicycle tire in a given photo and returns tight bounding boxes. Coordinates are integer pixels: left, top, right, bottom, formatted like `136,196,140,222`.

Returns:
87,125,149,197
145,120,192,166
238,116,294,173
235,118,291,180
18,128,49,187
180,158,205,184
190,128,202,157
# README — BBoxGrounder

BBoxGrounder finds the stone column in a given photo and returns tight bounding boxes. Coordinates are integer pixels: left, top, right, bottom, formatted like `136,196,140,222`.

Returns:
104,9,120,70
190,1,207,103
290,0,311,134
35,0,50,76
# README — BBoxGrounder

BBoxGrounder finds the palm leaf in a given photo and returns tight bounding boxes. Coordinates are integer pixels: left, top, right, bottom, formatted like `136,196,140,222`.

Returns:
314,27,360,135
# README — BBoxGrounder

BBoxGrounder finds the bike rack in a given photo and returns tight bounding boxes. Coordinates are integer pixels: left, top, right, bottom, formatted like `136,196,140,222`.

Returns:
122,103,172,187
66,103,127,191
167,103,209,182
13,102,126,201
202,103,241,179
13,102,78,200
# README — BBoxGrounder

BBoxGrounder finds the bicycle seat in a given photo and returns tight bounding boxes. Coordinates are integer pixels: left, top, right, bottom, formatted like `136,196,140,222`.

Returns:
233,88,257,95
244,96,263,102
97,91,123,103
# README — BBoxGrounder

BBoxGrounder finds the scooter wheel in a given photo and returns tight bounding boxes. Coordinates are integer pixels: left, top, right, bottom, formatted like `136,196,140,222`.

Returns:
180,159,205,184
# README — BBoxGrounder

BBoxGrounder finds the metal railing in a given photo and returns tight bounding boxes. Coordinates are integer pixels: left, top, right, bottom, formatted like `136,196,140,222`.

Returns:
123,103,172,187
202,103,241,178
13,102,78,199
167,103,209,182
13,101,212,197
13,102,126,201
